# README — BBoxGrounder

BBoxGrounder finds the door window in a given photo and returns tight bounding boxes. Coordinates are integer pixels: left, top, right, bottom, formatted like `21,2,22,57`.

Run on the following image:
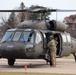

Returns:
66,35,71,43
30,34,34,43
62,35,67,43
35,32,42,44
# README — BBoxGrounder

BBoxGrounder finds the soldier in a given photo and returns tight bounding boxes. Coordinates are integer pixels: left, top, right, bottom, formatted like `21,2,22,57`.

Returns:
47,36,58,67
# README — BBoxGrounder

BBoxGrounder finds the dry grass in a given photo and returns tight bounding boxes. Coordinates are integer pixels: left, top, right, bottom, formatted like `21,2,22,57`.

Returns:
0,72,75,75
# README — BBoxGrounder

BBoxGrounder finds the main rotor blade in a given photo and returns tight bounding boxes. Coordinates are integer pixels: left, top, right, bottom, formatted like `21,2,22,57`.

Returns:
0,9,56,12
0,9,28,12
56,9,76,12
0,9,76,12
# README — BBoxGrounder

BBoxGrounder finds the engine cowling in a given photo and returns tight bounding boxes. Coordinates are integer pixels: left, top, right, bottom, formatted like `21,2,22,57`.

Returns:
18,20,69,32
48,20,69,32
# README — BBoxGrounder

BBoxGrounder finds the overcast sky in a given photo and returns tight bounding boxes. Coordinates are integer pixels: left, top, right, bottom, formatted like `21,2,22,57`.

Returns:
0,0,76,21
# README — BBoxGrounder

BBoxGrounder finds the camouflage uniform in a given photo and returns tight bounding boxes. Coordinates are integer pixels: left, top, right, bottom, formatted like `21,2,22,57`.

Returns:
47,39,58,67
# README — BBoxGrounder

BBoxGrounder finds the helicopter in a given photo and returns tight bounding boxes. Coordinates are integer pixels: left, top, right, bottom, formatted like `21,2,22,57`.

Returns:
0,6,76,66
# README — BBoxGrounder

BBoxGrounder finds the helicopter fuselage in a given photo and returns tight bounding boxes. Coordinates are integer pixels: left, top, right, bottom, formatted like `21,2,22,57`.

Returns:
0,20,76,66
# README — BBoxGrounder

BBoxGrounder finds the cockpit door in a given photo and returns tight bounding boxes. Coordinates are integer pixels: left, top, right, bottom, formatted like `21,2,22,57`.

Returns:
60,33,71,57
34,32,43,57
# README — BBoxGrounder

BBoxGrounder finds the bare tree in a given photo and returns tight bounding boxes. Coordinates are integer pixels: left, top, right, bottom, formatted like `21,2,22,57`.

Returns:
64,14,76,38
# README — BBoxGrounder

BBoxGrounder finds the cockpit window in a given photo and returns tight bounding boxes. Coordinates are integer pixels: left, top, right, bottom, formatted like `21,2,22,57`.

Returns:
20,32,34,43
1,30,35,43
1,31,14,42
12,32,22,41
20,32,30,41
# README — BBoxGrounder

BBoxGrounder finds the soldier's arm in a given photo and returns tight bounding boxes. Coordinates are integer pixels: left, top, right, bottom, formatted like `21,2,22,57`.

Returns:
47,41,52,48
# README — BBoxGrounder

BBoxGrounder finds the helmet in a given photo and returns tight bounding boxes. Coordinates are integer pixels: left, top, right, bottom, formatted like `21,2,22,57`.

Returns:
49,35,53,40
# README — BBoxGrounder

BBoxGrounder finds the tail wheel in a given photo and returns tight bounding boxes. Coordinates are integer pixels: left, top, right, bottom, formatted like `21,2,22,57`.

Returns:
8,59,15,66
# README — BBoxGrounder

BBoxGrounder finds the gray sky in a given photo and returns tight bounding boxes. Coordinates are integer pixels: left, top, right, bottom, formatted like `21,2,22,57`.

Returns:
0,0,76,21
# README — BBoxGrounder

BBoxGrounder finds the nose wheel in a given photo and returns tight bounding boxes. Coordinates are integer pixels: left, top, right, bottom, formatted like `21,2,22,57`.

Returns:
8,59,15,66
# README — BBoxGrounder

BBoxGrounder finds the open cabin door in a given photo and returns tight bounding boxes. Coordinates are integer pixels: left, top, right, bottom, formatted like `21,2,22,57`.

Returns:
60,33,71,57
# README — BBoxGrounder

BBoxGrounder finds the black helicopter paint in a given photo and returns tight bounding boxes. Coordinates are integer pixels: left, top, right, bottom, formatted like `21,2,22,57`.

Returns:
0,7,76,66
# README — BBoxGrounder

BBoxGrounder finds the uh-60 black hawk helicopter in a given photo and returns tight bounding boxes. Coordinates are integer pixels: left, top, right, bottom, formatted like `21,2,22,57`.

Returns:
0,6,76,66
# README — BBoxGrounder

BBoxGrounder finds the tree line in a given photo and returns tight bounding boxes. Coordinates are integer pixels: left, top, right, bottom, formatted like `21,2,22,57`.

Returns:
0,2,76,38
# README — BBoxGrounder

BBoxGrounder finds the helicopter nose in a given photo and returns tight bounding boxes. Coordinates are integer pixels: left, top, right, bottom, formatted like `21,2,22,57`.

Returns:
0,43,26,58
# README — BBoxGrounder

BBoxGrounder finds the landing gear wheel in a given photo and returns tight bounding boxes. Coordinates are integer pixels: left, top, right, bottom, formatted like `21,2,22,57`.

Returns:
74,56,76,62
73,53,76,62
8,59,15,66
46,59,50,65
45,54,52,66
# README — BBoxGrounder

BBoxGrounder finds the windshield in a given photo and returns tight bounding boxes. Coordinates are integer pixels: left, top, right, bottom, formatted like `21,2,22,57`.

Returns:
1,31,14,42
1,31,35,43
20,32,34,43
12,32,22,41
20,32,30,41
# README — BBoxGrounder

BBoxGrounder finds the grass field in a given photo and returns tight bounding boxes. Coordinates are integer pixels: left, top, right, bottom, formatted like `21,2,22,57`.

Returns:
0,72,75,75
63,54,74,59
